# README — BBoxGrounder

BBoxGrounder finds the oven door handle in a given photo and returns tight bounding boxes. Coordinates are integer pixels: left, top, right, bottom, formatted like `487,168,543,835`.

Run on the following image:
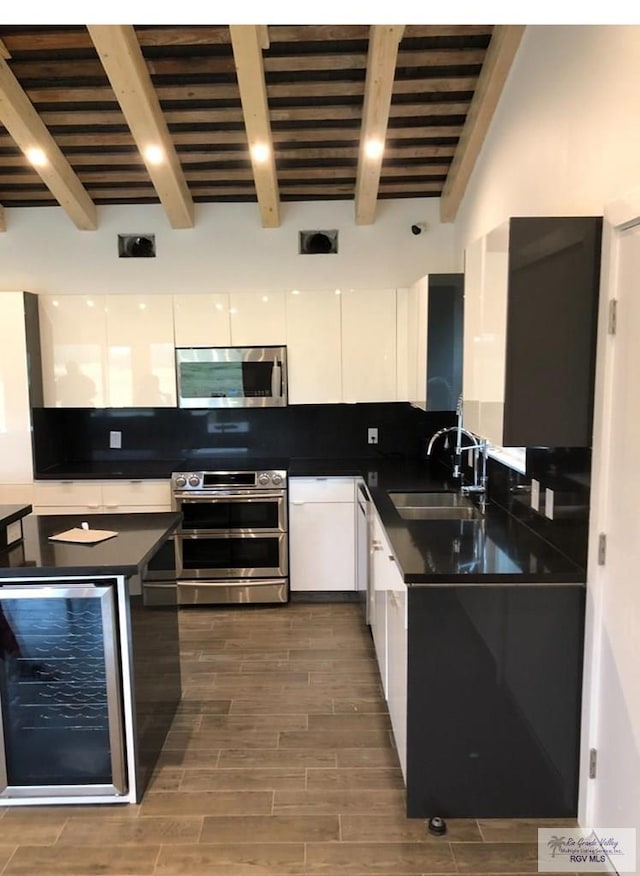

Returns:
174,492,285,502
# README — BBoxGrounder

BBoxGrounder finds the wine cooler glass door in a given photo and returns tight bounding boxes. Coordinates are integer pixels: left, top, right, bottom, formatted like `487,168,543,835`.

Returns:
0,581,126,798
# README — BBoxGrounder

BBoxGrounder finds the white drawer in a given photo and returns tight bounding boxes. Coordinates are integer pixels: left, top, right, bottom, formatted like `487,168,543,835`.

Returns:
0,484,34,505
33,481,102,508
101,480,171,508
289,477,355,503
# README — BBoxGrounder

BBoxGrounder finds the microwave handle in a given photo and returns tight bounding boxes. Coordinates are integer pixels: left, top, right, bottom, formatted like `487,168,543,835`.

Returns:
271,358,282,399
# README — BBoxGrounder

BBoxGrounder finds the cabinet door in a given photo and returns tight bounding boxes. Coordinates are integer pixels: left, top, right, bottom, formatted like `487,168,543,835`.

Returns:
341,289,397,402
289,478,355,592
0,293,34,483
106,295,176,407
173,294,231,347
370,513,391,696
33,481,102,514
285,290,342,404
400,279,428,409
480,222,509,445
101,480,172,512
229,291,286,346
463,237,484,436
39,294,108,408
387,577,408,781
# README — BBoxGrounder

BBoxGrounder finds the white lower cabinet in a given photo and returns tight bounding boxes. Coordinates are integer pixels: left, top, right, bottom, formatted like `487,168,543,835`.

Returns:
370,508,407,778
289,478,356,592
33,480,171,515
386,575,408,781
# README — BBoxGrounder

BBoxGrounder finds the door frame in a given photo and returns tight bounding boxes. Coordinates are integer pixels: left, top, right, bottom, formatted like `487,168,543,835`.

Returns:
578,186,640,825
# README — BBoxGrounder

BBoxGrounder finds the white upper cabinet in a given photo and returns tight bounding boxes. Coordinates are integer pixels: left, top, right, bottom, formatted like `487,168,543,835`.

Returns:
106,295,176,407
39,294,108,407
173,293,231,347
341,288,397,403
398,279,428,409
285,289,342,404
479,222,510,445
462,236,486,437
0,292,34,484
229,291,286,346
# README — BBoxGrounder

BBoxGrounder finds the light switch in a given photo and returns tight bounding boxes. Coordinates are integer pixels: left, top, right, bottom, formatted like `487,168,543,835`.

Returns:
545,488,554,520
531,479,540,511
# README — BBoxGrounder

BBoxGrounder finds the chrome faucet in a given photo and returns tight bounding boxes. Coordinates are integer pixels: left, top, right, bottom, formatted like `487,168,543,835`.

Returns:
426,395,488,495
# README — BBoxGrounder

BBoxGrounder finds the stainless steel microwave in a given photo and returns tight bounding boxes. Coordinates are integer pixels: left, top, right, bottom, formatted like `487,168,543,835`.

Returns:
175,346,287,408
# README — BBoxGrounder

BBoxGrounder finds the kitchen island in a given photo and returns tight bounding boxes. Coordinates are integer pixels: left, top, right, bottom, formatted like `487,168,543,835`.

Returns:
0,510,181,806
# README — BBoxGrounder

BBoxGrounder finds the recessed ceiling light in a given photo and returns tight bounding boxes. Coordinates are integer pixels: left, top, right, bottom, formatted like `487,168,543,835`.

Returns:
144,145,165,165
364,139,384,159
26,147,47,167
251,143,270,163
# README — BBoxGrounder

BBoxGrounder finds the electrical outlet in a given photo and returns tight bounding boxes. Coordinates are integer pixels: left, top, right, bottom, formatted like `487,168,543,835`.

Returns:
109,430,122,450
545,488,555,520
367,427,378,445
531,479,540,510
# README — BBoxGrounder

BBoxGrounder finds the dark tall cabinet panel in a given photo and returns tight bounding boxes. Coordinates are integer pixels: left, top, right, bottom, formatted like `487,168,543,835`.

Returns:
504,217,602,447
464,216,602,448
406,584,585,818
426,274,464,412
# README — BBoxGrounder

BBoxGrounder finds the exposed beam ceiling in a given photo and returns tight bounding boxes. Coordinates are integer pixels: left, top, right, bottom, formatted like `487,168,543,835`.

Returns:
0,36,96,230
0,24,496,217
229,25,280,228
88,25,194,229
440,25,525,223
355,25,405,226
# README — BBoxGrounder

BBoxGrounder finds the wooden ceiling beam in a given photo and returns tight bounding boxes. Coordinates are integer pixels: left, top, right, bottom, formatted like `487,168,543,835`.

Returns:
0,56,97,230
440,25,525,223
229,25,279,228
88,25,194,229
355,25,405,225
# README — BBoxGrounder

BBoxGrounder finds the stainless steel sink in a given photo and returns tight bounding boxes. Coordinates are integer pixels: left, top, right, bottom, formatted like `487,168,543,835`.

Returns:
388,491,483,521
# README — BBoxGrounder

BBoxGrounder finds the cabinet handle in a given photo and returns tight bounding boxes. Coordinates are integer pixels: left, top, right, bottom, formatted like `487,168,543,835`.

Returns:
388,555,395,562
291,500,305,506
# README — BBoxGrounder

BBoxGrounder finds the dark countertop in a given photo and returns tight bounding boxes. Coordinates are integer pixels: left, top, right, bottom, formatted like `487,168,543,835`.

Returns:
0,504,33,528
289,457,585,586
31,456,585,586
0,512,181,579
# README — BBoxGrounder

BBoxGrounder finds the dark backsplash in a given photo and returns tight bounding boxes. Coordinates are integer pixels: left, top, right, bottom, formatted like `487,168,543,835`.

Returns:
487,448,591,570
31,404,590,570
32,403,456,471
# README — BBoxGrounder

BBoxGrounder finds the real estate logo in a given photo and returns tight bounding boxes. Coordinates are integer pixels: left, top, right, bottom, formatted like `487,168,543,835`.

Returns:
538,827,636,872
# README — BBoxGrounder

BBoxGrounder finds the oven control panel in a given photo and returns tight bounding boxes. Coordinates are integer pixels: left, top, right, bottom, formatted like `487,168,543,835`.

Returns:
171,470,287,491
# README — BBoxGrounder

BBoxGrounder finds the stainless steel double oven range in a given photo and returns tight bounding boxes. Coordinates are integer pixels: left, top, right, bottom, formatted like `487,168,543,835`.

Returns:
170,469,288,605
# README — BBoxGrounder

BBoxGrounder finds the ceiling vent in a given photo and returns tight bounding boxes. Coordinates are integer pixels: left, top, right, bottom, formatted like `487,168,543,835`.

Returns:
299,230,338,255
118,234,156,258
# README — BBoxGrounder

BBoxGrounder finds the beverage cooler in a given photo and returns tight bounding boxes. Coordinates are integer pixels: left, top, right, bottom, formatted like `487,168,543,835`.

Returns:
0,580,127,801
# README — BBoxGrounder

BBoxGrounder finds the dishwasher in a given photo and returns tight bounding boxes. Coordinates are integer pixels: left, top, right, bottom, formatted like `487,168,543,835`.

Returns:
356,482,371,624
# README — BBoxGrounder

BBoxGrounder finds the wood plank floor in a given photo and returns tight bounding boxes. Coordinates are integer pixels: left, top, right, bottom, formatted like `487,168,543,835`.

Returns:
0,603,582,875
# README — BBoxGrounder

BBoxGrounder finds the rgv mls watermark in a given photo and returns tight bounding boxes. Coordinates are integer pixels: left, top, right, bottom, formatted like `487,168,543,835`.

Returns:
538,828,636,872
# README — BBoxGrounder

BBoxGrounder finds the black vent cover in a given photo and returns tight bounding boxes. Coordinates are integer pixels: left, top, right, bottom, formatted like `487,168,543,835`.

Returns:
299,230,338,255
118,234,156,258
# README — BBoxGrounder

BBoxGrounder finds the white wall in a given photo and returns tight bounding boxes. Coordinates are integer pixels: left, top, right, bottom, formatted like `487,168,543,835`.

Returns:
455,25,640,256
452,24,640,842
0,197,454,295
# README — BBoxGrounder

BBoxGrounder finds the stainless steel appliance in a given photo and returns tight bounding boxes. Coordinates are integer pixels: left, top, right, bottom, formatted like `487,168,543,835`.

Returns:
171,469,288,605
0,579,126,801
175,346,287,409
